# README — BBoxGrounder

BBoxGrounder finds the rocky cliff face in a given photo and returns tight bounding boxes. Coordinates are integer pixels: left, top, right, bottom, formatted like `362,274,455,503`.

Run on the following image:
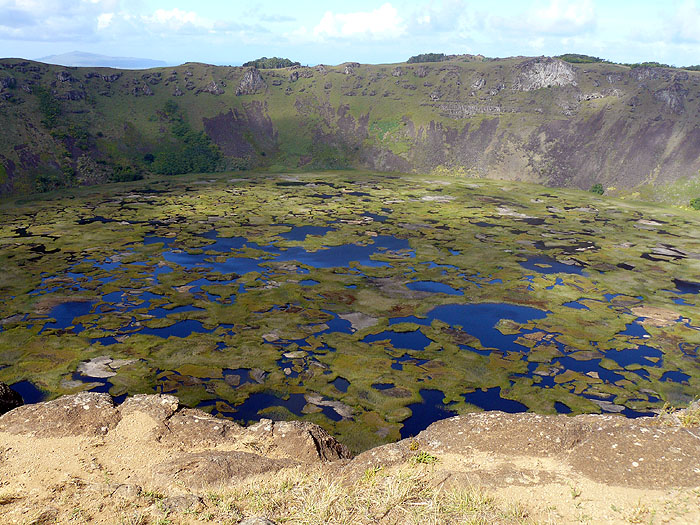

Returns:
0,382,23,415
0,56,699,201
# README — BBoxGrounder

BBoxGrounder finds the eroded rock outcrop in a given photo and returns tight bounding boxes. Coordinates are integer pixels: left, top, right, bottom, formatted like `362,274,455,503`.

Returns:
236,68,266,95
513,57,577,91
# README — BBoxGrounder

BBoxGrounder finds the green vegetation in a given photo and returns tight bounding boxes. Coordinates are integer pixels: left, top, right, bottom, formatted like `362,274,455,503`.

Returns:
690,197,700,210
590,183,604,195
110,165,143,183
557,54,607,64
34,86,61,129
151,103,222,176
242,57,300,69
407,53,447,63
626,61,672,69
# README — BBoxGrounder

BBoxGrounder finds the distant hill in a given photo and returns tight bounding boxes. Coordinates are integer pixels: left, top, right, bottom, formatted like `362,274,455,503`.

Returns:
37,51,168,69
0,55,699,203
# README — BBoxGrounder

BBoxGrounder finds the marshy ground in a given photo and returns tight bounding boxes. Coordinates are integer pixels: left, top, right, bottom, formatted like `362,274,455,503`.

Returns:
0,170,699,452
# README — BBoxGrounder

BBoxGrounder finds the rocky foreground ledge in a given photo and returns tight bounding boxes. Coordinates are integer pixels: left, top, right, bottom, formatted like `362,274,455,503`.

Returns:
0,393,699,524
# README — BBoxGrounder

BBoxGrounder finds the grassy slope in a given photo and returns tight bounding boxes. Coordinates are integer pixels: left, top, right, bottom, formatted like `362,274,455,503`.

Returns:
0,56,699,202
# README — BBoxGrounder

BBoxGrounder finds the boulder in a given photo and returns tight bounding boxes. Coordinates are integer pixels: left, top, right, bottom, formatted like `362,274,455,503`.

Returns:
0,382,23,415
0,75,16,89
248,418,351,462
0,391,119,437
196,80,225,95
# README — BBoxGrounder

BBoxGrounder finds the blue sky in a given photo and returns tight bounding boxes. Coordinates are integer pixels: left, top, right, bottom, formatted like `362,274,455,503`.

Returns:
1,0,699,66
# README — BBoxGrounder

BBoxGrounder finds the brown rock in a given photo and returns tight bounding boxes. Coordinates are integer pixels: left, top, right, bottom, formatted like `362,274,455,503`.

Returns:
154,451,293,488
248,419,351,462
0,391,119,437
0,381,23,415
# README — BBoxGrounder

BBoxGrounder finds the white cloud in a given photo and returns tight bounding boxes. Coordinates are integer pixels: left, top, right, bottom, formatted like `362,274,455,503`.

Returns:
531,0,595,34
312,3,406,40
142,8,212,32
492,0,596,36
97,12,113,30
673,0,700,42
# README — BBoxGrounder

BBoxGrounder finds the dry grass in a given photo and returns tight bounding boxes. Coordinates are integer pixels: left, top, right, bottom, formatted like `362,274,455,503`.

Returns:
659,399,700,428
187,463,532,525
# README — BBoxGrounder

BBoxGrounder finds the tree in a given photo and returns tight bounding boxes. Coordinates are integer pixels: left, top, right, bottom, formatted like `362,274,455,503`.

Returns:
590,183,604,195
407,53,447,64
242,57,300,69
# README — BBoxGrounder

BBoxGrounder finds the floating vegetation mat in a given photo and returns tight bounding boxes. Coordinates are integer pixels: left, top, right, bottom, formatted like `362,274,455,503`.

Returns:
1,171,699,451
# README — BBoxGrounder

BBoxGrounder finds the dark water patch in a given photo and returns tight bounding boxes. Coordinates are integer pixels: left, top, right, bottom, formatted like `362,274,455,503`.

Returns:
13,227,32,237
617,263,636,271
674,278,700,294
161,234,412,272
274,235,412,268
299,279,320,286
10,380,46,404
563,300,590,310
143,235,176,247
660,370,690,383
372,382,395,390
279,225,333,241
533,240,597,254
147,304,203,318
391,303,548,353
139,319,212,338
519,256,585,275
30,244,60,254
332,376,350,392
222,368,256,386
391,353,429,370
620,407,657,418
672,297,695,306
472,221,498,228
40,300,94,333
400,389,457,439
98,291,164,314
406,281,462,295
605,345,662,368
201,230,270,252
213,392,341,423
77,215,118,225
618,320,649,338
276,181,306,186
555,357,625,383
463,386,528,413
546,277,565,289
310,311,353,336
364,213,388,222
363,330,433,350
516,217,546,226
554,401,572,414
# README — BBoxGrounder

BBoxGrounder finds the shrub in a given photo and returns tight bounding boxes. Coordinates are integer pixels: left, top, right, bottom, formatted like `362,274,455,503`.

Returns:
407,53,447,64
590,183,604,195
34,86,61,129
557,54,607,64
690,197,700,210
110,165,143,182
242,57,300,69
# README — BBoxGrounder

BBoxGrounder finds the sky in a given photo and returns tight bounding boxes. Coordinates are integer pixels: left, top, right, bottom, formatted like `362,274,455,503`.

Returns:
1,0,700,66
